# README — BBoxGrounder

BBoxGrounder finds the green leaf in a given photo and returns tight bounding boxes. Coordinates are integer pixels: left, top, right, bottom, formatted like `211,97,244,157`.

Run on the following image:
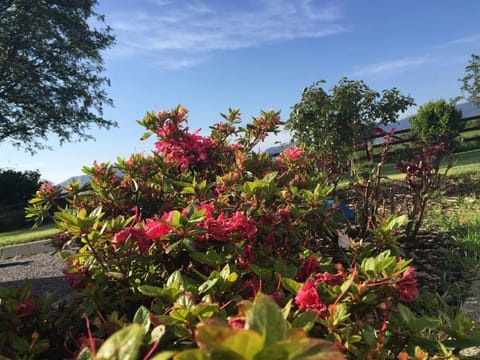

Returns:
219,330,263,359
9,335,30,354
281,278,302,294
137,284,164,297
246,293,287,346
149,350,177,360
167,270,184,290
181,186,196,194
262,171,278,185
96,323,145,360
195,324,263,359
174,349,209,360
256,338,344,360
220,264,231,279
150,325,167,344
133,305,151,333
249,264,272,281
386,214,408,230
170,309,192,323
191,251,225,267
291,311,318,332
76,347,94,360
198,278,219,294
190,303,219,319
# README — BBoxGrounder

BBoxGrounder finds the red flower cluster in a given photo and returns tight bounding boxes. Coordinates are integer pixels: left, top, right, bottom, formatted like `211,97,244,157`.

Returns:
199,210,257,242
155,122,215,171
144,211,175,240
113,211,176,253
394,267,419,302
37,182,59,199
295,269,346,317
277,146,307,167
295,279,328,318
113,227,150,254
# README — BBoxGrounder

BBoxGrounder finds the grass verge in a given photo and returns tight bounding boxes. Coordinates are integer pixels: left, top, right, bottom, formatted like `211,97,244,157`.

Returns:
0,223,58,247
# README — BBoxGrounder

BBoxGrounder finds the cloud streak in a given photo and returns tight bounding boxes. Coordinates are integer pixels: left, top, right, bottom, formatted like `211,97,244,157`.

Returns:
107,0,346,70
350,56,432,78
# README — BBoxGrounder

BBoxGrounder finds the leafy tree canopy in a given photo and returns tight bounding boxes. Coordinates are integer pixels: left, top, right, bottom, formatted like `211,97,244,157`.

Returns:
460,54,480,106
409,99,462,141
286,78,415,164
0,168,42,206
0,0,116,152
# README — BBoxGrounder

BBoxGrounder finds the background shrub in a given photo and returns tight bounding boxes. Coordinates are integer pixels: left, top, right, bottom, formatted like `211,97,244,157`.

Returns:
409,99,463,142
0,169,43,231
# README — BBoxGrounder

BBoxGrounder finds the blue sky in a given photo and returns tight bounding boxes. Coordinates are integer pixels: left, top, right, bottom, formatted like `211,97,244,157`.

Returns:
1,0,479,183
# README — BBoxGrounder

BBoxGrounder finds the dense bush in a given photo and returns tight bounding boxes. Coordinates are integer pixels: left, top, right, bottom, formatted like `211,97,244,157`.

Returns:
0,168,43,231
13,105,480,359
409,99,463,142
286,78,414,170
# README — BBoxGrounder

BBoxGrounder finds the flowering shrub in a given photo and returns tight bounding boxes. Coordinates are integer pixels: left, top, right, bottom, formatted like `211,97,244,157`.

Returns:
23,105,480,358
0,283,56,358
396,136,455,240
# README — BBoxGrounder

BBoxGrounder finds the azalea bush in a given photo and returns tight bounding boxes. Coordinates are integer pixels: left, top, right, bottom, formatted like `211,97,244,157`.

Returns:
23,105,479,359
0,283,55,358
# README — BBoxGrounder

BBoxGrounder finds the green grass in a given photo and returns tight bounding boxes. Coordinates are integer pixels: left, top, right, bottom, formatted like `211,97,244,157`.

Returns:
0,223,58,247
379,148,480,180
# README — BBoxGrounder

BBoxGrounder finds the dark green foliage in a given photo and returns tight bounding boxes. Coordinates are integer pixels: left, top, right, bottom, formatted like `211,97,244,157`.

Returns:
0,168,41,207
460,54,480,105
409,99,462,141
0,168,42,230
286,78,414,166
0,0,116,152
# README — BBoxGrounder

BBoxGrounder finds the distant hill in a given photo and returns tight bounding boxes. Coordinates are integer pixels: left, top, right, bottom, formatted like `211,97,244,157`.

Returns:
57,169,123,188
57,174,90,188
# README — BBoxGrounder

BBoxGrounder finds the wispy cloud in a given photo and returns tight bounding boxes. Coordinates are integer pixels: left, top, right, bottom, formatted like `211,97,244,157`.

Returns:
107,0,346,69
438,33,480,48
350,56,432,78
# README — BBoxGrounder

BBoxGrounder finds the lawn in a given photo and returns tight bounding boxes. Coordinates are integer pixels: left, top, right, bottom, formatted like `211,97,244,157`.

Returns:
379,148,480,180
0,223,58,247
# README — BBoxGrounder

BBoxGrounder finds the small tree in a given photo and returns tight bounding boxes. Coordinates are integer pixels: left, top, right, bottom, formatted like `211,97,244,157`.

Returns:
0,0,116,152
0,168,43,230
409,99,462,142
460,54,480,105
286,78,414,168
0,168,42,207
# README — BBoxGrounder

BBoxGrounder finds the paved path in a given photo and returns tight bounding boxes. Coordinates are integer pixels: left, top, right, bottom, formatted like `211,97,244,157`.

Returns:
0,242,69,299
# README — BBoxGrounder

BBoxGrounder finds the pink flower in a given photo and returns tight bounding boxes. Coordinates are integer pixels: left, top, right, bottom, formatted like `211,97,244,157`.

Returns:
144,211,175,240
198,211,257,243
230,212,257,240
394,267,419,302
17,298,36,316
113,227,151,254
228,316,246,329
155,123,215,171
197,202,215,218
277,146,307,167
295,279,328,317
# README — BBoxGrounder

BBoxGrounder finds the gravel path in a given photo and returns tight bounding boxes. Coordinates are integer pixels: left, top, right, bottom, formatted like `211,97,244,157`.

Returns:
0,251,70,299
